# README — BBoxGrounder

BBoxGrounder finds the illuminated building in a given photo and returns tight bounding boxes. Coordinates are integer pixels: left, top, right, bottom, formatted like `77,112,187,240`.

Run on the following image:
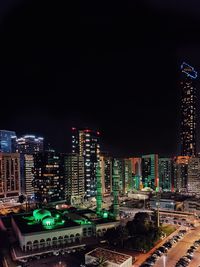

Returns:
124,159,132,193
142,154,159,190
11,208,119,253
63,153,85,205
187,157,200,194
96,162,102,214
0,153,20,199
16,135,44,154
0,130,16,153
158,158,174,192
129,157,142,190
20,154,34,197
71,128,100,197
33,151,64,203
100,152,112,196
113,160,120,220
174,156,190,192
180,62,197,157
114,158,132,194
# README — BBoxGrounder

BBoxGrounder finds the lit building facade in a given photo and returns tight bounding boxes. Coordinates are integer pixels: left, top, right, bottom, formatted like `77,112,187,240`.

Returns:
63,153,85,205
174,156,190,192
100,153,112,196
158,158,174,192
33,151,64,203
0,130,16,153
0,153,20,199
20,154,34,197
129,157,142,190
141,154,159,190
72,128,100,197
113,158,132,195
180,62,197,157
16,135,44,154
187,157,200,195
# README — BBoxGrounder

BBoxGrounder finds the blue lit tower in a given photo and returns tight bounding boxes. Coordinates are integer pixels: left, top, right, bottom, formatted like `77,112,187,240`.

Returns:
96,162,102,214
113,160,120,220
180,62,198,157
0,130,16,152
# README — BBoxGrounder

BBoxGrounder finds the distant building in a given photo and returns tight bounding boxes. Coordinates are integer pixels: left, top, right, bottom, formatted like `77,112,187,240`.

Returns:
63,153,85,205
180,62,197,157
20,154,34,198
33,151,64,203
0,153,20,199
159,158,174,192
188,157,200,195
100,153,112,196
142,154,159,190
16,135,44,154
114,158,132,194
129,157,142,190
174,156,190,192
0,130,16,153
72,128,100,197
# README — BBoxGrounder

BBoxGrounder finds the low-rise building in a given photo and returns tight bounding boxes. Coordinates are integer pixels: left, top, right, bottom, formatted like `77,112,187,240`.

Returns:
11,208,119,252
85,248,132,267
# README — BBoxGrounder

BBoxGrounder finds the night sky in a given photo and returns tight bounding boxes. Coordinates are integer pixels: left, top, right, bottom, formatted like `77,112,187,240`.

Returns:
1,0,200,157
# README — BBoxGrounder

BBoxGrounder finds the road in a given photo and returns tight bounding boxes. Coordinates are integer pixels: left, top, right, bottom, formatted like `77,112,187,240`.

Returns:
133,227,180,267
154,226,200,267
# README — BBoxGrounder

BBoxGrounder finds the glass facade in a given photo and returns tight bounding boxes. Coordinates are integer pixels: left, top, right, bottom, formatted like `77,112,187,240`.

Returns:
180,63,197,157
0,130,16,153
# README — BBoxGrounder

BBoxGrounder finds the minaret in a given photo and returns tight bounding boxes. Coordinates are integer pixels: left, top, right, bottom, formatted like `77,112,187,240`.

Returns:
96,161,102,214
113,160,120,220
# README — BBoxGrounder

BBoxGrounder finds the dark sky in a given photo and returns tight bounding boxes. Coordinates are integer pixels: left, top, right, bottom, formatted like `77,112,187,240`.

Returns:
0,0,200,157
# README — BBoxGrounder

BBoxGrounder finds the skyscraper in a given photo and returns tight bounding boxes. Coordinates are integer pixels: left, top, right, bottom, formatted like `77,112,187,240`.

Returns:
72,128,100,197
187,157,200,195
100,152,112,196
174,156,190,192
63,153,85,205
142,154,159,190
158,158,174,192
129,157,142,190
16,135,44,154
33,151,64,203
0,153,20,199
0,130,17,153
180,62,197,157
20,154,34,198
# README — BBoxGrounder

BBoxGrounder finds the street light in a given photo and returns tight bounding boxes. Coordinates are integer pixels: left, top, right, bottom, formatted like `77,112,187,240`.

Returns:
163,254,167,267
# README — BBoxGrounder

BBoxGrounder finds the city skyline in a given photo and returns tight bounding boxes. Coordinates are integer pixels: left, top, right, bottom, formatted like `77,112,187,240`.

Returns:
1,1,200,157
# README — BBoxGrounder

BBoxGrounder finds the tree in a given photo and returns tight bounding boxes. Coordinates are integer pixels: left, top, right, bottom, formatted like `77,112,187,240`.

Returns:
18,194,26,204
92,257,108,267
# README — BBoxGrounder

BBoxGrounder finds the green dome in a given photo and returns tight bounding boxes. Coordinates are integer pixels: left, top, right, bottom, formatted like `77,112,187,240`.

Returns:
33,209,52,222
42,216,55,228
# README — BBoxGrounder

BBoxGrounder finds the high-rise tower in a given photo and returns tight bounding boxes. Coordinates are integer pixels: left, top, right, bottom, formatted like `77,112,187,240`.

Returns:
180,62,197,157
96,162,102,214
113,160,120,220
72,128,100,197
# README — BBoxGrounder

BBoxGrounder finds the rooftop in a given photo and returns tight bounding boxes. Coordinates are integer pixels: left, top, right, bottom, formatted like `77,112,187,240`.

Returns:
87,248,132,265
12,210,79,234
